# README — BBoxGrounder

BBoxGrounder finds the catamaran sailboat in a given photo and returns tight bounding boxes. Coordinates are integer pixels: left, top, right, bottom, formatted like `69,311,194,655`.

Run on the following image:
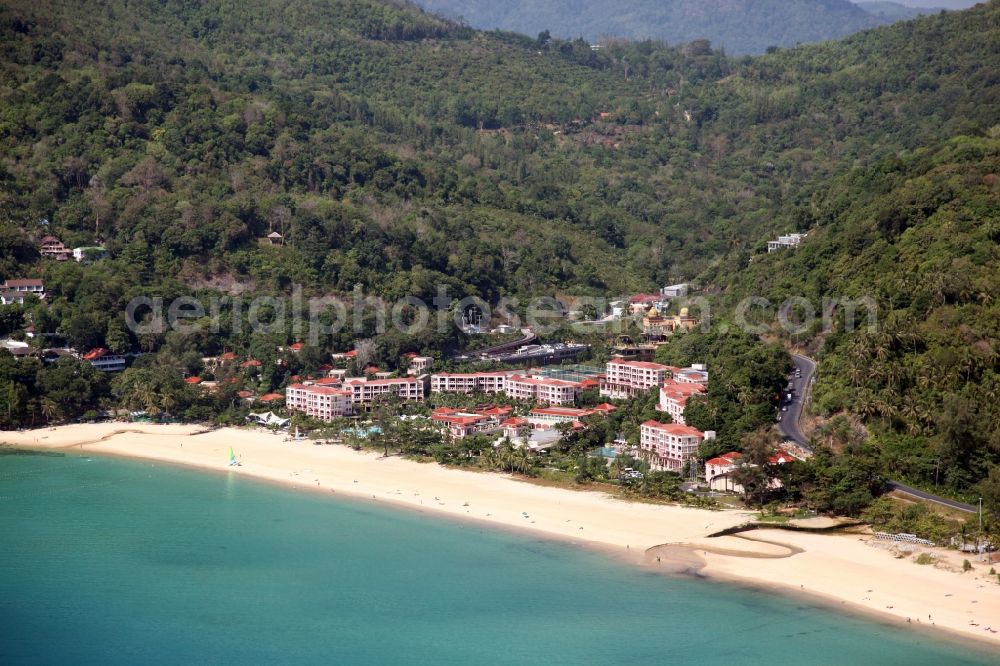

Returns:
228,447,241,467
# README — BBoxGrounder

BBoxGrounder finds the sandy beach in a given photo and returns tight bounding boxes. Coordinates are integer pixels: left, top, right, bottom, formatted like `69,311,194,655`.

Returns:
4,423,999,648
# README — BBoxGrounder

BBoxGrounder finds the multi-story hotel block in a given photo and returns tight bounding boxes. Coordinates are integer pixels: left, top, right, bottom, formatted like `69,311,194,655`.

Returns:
600,359,670,399
656,380,707,425
639,420,709,473
286,376,428,420
667,364,709,385
504,375,583,406
429,372,585,406
430,371,511,395
286,383,354,421
343,377,426,405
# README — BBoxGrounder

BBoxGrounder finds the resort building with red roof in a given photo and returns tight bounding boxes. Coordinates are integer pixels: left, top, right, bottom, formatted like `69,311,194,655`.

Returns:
286,383,354,421
656,379,707,425
639,420,711,473
600,359,671,399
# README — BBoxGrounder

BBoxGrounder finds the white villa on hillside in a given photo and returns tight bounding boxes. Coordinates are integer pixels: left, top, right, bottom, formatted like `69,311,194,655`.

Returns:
767,233,807,252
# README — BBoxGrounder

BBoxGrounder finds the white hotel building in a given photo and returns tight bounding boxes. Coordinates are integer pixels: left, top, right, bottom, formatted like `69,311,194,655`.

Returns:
286,384,354,420
656,381,707,425
430,372,510,395
343,377,426,405
639,420,711,473
600,359,670,399
504,375,583,406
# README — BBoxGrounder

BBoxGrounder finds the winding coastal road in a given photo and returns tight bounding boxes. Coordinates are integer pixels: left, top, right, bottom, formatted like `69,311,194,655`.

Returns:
780,354,976,513
778,354,815,448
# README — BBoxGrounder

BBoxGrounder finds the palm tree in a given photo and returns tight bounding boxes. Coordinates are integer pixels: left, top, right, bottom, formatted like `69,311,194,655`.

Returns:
512,447,531,475
40,398,61,424
497,440,516,472
480,446,499,470
609,456,626,481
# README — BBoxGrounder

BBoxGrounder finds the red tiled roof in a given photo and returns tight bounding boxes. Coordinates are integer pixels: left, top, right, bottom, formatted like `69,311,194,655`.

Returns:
641,420,704,437
220,352,237,361
2,278,44,288
316,387,350,396
289,342,304,351
508,375,582,388
531,407,593,418
501,417,529,427
258,393,284,402
432,412,487,426
629,293,660,304
706,452,742,466
593,403,617,412
241,359,262,368
237,390,253,398
433,371,511,378
769,450,797,465
185,376,202,384
479,406,513,417
314,377,340,386
82,348,109,361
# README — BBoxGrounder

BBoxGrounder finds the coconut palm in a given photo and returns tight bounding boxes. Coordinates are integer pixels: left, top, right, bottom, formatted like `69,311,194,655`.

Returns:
40,398,62,424
609,455,626,481
512,447,532,475
480,446,499,470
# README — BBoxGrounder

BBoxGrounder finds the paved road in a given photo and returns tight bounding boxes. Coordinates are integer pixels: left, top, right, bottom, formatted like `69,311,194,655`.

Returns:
887,481,976,513
779,354,976,514
778,354,816,449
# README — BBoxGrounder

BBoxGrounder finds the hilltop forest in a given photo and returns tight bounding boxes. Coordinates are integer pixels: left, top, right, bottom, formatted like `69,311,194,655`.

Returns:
0,0,998,508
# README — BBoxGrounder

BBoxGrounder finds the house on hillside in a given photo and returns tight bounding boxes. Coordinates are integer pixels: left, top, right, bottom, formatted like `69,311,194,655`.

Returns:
39,236,71,261
407,355,433,375
767,233,807,252
1,279,45,296
82,348,127,372
661,283,689,298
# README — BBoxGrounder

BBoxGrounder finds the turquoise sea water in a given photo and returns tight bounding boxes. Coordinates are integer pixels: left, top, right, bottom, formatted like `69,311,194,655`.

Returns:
0,450,995,665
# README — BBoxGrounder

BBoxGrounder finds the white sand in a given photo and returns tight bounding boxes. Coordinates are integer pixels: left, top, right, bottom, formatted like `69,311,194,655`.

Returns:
5,423,999,648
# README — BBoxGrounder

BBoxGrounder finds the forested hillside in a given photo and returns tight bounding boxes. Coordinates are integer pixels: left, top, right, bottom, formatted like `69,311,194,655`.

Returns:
415,0,889,55
718,135,1000,495
2,0,996,301
0,0,999,499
